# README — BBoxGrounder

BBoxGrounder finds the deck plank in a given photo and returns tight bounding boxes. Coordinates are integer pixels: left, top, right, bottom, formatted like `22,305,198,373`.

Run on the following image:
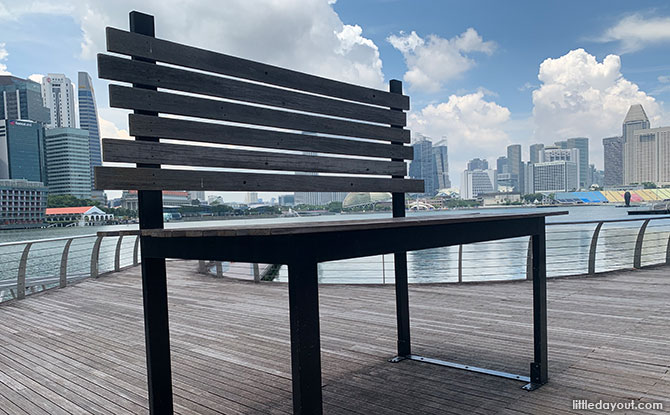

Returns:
0,261,668,414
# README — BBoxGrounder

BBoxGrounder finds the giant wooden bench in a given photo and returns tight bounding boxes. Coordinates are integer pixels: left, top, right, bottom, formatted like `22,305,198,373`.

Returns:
96,11,563,414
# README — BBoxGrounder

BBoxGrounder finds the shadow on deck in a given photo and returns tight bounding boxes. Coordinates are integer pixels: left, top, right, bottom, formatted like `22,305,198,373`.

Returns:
0,261,668,414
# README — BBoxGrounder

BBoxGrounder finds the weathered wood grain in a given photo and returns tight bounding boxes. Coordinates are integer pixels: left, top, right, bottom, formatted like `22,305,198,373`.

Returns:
1,261,669,414
109,85,410,143
128,114,414,160
105,28,410,110
101,139,407,176
94,166,424,193
98,54,406,126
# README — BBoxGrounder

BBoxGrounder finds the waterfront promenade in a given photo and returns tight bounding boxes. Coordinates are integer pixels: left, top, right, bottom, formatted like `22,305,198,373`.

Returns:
0,260,668,414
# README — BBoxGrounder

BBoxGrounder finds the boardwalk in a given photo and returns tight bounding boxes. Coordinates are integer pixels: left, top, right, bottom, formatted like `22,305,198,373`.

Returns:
0,261,668,414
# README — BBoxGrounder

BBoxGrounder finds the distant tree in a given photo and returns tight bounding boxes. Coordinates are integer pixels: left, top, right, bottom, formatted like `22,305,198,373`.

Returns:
642,182,657,189
48,194,101,208
326,201,342,213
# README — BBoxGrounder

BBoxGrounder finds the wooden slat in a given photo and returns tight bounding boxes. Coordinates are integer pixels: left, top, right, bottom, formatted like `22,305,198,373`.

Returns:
110,85,410,143
94,166,424,193
128,114,414,160
105,27,410,110
98,54,406,127
102,139,407,176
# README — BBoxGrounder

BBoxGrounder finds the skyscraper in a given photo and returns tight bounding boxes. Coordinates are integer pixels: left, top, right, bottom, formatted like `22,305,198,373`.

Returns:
408,136,437,195
622,104,651,185
566,137,589,188
0,119,46,183
0,76,50,123
629,126,670,184
41,74,77,128
467,158,489,171
506,144,523,192
44,128,92,199
78,72,102,196
432,140,451,190
602,136,623,187
529,143,544,164
532,161,579,193
460,169,495,199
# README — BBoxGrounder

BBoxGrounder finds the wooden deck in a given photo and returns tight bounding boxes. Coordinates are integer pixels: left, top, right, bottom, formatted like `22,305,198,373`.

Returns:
0,262,668,414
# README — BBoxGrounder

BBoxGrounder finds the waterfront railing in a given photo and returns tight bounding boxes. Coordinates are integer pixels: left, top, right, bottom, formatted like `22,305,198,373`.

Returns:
0,233,139,302
0,215,668,303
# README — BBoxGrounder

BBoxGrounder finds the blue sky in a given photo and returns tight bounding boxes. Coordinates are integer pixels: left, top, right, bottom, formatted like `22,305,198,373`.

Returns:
1,0,670,200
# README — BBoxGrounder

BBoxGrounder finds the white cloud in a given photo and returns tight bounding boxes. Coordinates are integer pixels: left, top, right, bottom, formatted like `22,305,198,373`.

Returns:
409,91,511,178
388,28,495,92
2,0,385,89
658,75,670,83
99,115,130,139
28,73,44,84
598,14,670,53
532,48,665,167
0,43,11,75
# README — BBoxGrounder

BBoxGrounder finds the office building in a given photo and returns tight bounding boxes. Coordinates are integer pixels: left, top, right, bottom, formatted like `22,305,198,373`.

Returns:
188,191,206,203
0,76,50,123
603,136,624,187
245,192,259,204
622,104,651,185
467,158,489,171
524,162,535,194
532,161,579,193
294,191,348,206
44,128,92,199
540,146,580,163
565,138,589,188
0,119,46,183
460,169,495,199
627,127,670,184
121,190,191,210
41,74,76,128
77,72,103,197
529,143,544,164
278,194,295,206
0,179,48,229
432,141,451,190
507,144,523,192
408,135,437,196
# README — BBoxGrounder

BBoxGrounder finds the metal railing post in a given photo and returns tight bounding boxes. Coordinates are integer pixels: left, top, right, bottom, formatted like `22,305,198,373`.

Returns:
633,219,651,269
133,235,140,266
588,222,604,275
216,262,223,278
526,237,533,280
114,235,124,272
60,238,74,288
666,231,670,265
17,243,32,300
381,255,386,284
198,260,207,273
253,263,260,283
90,235,104,278
458,245,463,283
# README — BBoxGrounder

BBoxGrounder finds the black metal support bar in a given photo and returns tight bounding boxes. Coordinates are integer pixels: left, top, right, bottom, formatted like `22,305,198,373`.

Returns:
407,355,530,383
130,11,173,415
527,217,548,390
287,261,323,415
390,79,411,358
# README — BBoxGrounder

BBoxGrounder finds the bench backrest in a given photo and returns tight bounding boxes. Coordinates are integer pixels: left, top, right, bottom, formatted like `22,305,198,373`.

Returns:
95,12,423,218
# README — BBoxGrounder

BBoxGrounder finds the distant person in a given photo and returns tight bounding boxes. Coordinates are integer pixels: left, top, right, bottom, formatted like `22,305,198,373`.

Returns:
624,191,631,207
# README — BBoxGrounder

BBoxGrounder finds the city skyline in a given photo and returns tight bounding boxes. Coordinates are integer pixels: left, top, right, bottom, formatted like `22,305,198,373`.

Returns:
2,1,670,201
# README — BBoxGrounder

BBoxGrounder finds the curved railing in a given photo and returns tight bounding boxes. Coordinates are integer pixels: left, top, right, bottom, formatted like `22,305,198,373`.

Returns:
267,216,670,284
1,215,669,303
0,233,140,302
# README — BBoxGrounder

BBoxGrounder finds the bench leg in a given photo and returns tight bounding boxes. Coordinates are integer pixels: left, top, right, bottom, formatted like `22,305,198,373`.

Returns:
391,251,411,360
525,221,549,390
288,261,323,414
141,256,174,413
